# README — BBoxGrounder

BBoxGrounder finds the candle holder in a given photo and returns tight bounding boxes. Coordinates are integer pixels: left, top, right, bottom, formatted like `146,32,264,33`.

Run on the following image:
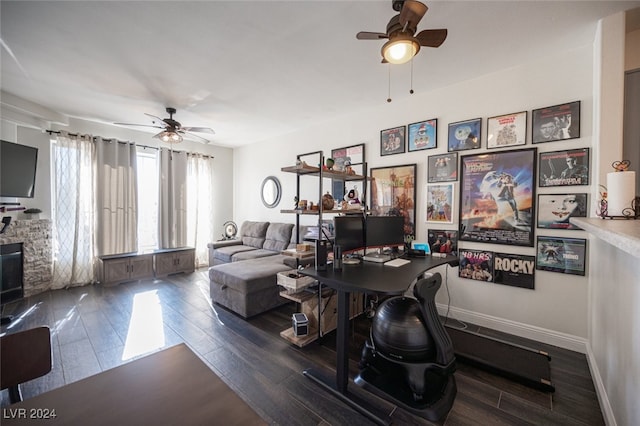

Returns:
600,160,638,219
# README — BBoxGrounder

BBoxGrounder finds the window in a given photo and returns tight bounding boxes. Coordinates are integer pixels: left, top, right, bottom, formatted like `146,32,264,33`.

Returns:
136,149,159,252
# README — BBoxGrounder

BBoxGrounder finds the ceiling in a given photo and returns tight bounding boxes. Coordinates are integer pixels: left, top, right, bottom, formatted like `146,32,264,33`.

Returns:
2,1,639,148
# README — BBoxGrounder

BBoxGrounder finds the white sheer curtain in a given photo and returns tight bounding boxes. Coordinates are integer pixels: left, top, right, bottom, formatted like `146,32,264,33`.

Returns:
94,138,138,256
51,132,95,288
158,148,188,248
187,153,215,267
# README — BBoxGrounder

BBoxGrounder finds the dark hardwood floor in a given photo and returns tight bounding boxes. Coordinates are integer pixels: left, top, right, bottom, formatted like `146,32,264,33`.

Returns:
1,270,603,425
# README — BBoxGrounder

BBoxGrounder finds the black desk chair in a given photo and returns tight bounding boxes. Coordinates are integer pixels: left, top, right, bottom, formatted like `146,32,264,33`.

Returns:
1,326,52,403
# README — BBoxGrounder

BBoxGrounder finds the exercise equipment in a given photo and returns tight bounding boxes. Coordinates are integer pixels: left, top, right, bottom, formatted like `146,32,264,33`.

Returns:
355,273,456,422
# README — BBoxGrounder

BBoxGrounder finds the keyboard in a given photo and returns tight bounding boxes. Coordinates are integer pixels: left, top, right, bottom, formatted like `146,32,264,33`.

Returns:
384,258,411,267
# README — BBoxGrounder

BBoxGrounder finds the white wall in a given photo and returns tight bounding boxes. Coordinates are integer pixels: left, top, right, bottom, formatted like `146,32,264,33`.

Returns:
235,43,597,350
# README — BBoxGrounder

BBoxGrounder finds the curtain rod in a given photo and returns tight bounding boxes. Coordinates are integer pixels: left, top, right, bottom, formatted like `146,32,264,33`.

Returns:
45,130,214,159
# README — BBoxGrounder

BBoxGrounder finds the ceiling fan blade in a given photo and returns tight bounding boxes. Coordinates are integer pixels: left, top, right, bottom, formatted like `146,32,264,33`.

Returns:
114,122,165,129
415,28,448,47
144,113,169,126
181,130,211,144
181,126,215,135
399,0,428,31
356,31,388,40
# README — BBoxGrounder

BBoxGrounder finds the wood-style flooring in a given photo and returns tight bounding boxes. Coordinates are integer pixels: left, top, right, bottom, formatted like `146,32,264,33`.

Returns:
1,270,604,425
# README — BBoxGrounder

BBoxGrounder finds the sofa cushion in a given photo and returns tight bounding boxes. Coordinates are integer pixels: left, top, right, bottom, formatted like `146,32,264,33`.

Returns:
232,249,280,262
263,223,294,252
209,255,290,294
213,245,257,263
240,221,270,249
288,225,311,249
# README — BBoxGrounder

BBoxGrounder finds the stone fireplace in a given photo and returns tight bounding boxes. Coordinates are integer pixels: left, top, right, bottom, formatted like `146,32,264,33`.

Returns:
0,219,53,298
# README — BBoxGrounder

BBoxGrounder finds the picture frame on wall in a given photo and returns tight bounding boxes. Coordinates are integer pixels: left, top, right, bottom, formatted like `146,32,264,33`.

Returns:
538,148,590,187
536,236,587,276
427,229,458,256
486,111,527,149
426,183,454,224
537,193,587,230
370,164,417,240
459,249,494,282
408,119,437,152
380,126,406,156
447,118,481,152
459,147,537,247
532,101,580,144
493,252,535,289
331,143,365,202
427,152,458,183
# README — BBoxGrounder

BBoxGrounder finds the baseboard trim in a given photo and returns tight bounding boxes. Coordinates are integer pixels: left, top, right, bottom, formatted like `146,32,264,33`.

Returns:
436,303,588,354
586,345,616,426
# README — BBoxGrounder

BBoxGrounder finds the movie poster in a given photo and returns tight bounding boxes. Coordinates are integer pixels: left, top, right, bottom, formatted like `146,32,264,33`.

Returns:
426,183,454,223
537,193,588,230
370,164,417,240
532,101,580,144
538,148,590,187
427,152,458,183
427,229,458,256
459,249,494,282
493,252,536,289
459,148,537,247
536,236,587,276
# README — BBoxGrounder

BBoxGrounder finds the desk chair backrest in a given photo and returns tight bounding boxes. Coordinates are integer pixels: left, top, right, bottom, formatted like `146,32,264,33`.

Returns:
1,326,52,403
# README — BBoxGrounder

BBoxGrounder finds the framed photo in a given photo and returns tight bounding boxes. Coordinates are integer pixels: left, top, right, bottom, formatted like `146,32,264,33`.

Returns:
448,118,481,152
532,101,580,144
493,252,536,290
408,119,437,152
380,126,406,156
427,229,458,256
459,249,494,282
370,164,416,240
427,152,458,183
426,183,454,224
537,193,587,230
487,111,527,149
538,148,590,187
459,147,537,247
331,143,365,202
536,236,587,276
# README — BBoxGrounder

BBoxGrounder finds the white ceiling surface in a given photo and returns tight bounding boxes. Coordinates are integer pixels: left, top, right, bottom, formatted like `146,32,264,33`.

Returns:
2,1,639,148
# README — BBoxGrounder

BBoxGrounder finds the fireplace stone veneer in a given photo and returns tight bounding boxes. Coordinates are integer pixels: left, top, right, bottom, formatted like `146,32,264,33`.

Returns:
0,219,53,298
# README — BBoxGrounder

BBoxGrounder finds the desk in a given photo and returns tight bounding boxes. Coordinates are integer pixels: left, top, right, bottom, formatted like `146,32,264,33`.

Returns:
2,344,265,425
299,255,458,425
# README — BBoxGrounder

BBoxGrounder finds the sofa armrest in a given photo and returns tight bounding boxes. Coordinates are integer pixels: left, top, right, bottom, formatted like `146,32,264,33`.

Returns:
209,240,242,249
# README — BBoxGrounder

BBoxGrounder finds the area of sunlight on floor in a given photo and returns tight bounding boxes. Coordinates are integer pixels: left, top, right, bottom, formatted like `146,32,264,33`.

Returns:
122,290,165,360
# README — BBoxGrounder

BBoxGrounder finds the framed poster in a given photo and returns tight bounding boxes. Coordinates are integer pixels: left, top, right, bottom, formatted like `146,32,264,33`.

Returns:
532,101,580,144
427,152,457,183
536,236,587,276
426,183,454,224
459,249,494,282
331,143,365,202
408,119,437,152
370,164,416,240
448,118,481,152
380,126,406,156
459,147,537,247
537,193,587,230
486,111,527,149
493,252,536,290
427,229,458,256
538,148,590,187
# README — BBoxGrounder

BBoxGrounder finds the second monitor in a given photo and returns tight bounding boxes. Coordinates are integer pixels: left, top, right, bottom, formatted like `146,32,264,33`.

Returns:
365,215,405,251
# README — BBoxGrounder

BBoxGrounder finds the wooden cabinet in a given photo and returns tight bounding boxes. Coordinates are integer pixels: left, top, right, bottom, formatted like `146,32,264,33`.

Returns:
99,253,154,286
154,248,195,277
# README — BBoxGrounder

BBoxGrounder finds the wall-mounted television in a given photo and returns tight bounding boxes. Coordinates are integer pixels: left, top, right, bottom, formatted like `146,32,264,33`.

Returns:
0,140,39,198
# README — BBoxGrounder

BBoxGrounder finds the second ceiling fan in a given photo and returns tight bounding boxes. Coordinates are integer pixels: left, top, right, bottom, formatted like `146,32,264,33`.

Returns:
356,0,447,64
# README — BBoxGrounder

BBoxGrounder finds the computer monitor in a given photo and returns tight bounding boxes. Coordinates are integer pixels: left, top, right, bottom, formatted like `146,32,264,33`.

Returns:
333,216,365,254
365,215,405,250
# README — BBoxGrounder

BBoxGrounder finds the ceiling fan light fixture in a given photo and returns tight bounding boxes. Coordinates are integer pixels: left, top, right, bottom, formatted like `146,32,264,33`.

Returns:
156,130,183,143
382,35,420,64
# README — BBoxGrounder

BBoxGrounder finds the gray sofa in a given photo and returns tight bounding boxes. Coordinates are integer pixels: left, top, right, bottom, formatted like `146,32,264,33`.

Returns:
208,221,313,318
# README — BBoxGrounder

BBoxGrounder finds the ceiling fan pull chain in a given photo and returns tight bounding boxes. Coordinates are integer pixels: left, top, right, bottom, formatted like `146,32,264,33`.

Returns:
387,64,392,103
410,58,415,94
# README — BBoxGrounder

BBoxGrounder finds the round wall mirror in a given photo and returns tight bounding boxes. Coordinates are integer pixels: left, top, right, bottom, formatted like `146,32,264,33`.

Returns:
261,176,282,208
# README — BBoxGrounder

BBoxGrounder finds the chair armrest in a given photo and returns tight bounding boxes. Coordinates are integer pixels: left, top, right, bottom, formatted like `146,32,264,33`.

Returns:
209,240,242,249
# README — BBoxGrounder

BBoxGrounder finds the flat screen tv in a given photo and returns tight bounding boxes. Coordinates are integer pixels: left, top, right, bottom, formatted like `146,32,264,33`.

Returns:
365,215,405,249
0,140,38,198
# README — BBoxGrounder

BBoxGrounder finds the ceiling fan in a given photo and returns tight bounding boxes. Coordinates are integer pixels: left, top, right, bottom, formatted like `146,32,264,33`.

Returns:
115,107,215,144
356,0,447,64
